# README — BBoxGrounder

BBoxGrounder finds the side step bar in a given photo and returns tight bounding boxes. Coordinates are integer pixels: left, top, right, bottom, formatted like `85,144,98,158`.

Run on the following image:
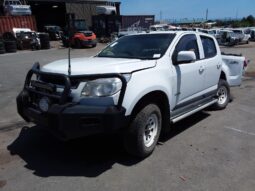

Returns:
171,99,218,124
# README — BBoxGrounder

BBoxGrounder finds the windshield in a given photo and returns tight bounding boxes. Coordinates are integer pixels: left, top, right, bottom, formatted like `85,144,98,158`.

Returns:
97,34,175,60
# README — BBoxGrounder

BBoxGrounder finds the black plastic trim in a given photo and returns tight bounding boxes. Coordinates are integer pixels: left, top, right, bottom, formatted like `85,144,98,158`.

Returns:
173,90,217,111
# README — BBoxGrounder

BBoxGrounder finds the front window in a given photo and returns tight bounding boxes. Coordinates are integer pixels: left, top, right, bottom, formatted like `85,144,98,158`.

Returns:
172,34,200,63
97,34,176,60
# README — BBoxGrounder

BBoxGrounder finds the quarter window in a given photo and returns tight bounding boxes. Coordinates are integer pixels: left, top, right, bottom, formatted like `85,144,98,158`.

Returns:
201,36,217,58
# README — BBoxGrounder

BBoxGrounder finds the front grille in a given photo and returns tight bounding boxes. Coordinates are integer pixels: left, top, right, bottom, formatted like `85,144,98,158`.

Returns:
84,32,93,37
40,75,80,89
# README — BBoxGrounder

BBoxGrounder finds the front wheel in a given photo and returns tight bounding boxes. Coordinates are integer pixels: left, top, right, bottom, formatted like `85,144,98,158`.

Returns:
124,104,162,158
214,79,230,110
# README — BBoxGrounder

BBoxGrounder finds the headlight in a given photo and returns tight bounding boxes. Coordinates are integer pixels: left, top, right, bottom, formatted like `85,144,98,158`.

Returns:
81,75,131,97
81,78,121,97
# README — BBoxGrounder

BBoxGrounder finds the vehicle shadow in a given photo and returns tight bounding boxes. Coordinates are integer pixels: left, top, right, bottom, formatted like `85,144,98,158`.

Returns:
160,111,210,142
7,111,210,178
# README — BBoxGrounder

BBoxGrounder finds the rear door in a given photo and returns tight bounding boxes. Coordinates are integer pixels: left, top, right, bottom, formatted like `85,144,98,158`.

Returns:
200,35,221,92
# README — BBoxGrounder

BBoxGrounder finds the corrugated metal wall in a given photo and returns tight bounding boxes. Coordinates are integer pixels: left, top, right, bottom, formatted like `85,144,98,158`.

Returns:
0,16,37,34
66,3,96,28
66,2,120,28
122,15,155,29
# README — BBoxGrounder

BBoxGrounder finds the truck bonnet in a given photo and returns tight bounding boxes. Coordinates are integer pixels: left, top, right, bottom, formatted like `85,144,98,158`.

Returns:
41,57,157,75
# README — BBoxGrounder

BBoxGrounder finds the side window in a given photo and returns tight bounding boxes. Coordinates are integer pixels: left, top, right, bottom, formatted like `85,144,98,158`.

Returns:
172,34,200,63
201,36,217,58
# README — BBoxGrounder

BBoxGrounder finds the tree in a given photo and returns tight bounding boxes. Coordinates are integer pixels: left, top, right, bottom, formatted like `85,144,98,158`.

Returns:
246,15,255,26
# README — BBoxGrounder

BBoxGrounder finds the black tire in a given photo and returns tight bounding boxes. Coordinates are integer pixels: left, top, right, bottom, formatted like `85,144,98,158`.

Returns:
74,39,81,48
213,79,230,110
62,37,69,47
2,32,16,41
0,41,5,54
39,33,50,49
92,43,97,48
4,40,17,53
124,104,162,158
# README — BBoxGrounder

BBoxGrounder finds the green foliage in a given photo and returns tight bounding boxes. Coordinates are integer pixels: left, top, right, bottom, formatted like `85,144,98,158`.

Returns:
215,15,255,27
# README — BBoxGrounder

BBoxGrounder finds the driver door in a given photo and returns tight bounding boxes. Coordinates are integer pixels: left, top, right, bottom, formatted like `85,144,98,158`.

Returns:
172,34,205,107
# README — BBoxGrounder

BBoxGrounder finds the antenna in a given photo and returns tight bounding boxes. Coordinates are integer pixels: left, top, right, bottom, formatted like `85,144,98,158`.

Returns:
206,8,208,21
235,9,238,20
68,14,71,76
67,13,75,76
160,10,162,23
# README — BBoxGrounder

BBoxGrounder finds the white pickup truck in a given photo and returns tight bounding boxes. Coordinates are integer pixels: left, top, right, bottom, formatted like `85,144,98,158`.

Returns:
17,31,245,158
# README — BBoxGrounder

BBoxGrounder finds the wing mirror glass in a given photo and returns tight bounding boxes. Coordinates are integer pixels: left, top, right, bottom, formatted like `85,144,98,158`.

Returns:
176,51,196,64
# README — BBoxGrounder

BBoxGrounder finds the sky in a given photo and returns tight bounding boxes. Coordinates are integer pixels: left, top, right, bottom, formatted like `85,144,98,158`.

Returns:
120,0,255,21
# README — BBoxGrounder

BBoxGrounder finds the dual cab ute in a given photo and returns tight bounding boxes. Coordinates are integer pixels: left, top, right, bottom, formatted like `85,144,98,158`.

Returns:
17,31,245,157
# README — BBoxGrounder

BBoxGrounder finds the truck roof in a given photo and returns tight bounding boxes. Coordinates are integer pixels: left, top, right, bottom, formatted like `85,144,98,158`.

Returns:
126,31,215,39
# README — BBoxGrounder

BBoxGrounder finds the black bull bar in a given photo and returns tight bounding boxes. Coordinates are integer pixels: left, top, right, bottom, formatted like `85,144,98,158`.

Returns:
24,62,128,109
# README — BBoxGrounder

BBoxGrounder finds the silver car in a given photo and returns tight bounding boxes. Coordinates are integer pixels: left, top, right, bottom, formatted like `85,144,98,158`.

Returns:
4,0,31,16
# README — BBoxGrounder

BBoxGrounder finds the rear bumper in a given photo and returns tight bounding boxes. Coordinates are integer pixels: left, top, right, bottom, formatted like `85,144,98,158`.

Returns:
80,39,97,46
17,90,128,140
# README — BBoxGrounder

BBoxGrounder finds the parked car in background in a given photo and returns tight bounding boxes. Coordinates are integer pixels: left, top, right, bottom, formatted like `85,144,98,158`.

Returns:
150,24,168,31
250,29,255,41
16,31,40,50
72,31,97,48
13,28,40,50
199,29,209,34
209,29,222,41
218,30,239,46
62,31,97,48
118,27,146,38
232,28,250,44
3,28,40,50
3,0,31,16
62,19,97,48
43,25,63,41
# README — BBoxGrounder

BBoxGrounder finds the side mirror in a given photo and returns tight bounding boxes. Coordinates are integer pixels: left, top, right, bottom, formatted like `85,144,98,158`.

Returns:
176,51,196,64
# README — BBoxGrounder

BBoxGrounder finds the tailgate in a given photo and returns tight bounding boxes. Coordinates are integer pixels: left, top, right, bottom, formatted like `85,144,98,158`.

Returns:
221,54,245,86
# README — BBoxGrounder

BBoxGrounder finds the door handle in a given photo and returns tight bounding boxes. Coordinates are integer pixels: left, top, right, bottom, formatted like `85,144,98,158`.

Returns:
199,66,205,73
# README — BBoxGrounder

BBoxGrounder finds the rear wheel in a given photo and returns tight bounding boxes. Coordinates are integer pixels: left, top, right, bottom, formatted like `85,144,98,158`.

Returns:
214,79,230,110
124,104,162,158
